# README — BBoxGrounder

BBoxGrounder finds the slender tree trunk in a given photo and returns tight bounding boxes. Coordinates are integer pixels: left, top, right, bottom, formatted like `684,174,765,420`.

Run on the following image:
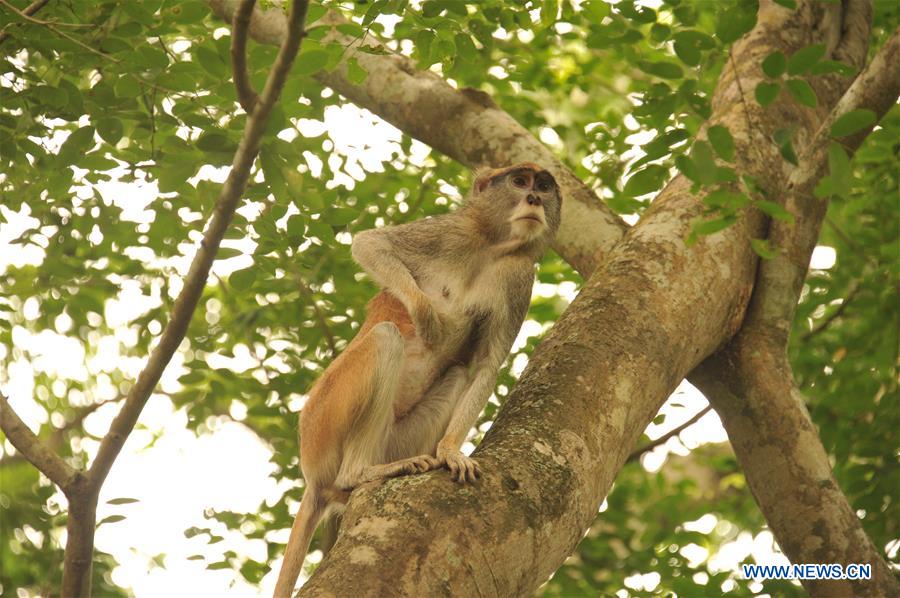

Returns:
61,480,98,597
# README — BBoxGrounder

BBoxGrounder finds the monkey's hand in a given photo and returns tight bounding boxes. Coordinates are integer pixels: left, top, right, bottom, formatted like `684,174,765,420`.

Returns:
437,446,480,483
413,295,448,348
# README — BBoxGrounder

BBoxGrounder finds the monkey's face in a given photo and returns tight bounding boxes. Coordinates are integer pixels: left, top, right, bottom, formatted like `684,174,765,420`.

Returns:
502,167,560,241
471,163,561,249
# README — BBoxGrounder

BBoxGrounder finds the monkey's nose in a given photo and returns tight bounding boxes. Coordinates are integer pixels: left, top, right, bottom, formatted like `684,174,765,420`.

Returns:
526,194,542,206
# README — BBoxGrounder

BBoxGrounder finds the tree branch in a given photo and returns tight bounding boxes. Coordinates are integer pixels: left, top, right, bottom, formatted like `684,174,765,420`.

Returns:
0,0,49,44
43,2,313,595
0,0,118,62
87,0,310,494
758,26,900,334
294,273,338,357
694,21,900,596
626,405,713,464
206,0,627,277
231,0,260,113
799,280,860,341
0,392,77,491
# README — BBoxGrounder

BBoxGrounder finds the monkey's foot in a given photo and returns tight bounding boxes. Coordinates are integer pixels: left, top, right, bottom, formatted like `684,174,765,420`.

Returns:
439,450,480,483
358,455,441,484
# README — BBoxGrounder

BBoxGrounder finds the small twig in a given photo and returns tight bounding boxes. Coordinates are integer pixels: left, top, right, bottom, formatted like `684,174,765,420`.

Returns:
295,274,338,357
231,0,260,113
398,179,430,223
0,392,77,491
825,216,876,267
0,0,119,62
800,281,860,341
0,0,49,44
627,404,713,464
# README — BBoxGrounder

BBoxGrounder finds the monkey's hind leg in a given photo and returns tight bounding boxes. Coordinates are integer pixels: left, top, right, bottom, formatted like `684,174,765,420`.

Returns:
332,321,433,490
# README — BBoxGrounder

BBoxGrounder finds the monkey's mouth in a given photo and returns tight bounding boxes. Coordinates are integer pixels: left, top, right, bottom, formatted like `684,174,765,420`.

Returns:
516,216,543,224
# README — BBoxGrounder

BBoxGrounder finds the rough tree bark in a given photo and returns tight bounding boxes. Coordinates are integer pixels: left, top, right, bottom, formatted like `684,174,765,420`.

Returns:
692,26,900,596
211,1,899,595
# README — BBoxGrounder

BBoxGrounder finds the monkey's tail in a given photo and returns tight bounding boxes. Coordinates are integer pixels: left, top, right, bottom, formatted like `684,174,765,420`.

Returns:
273,488,326,598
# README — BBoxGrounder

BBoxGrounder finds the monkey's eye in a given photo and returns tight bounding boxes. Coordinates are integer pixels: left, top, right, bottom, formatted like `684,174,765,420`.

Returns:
511,175,528,187
536,181,552,192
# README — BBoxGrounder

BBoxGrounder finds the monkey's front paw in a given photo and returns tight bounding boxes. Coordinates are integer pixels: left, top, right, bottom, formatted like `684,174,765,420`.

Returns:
438,449,480,483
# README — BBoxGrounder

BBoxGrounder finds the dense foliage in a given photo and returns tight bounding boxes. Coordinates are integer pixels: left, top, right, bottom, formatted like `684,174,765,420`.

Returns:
0,0,896,595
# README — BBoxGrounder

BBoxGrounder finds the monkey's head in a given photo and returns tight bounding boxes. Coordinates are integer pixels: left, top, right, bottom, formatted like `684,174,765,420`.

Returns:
469,162,561,252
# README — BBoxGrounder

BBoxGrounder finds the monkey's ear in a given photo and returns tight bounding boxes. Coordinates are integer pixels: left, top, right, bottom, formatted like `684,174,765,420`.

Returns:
473,167,497,194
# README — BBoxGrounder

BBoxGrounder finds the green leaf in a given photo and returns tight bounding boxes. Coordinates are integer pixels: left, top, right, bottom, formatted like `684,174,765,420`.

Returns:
828,141,852,197
813,175,833,199
830,109,877,138
346,57,368,85
787,43,826,75
704,189,749,209
638,60,683,80
809,60,856,77
707,125,735,162
715,9,756,44
777,139,798,166
694,216,737,236
690,140,718,185
650,23,671,43
761,51,786,78
582,0,610,21
194,46,227,78
756,200,794,222
362,0,387,26
673,40,698,67
260,149,289,203
785,78,817,108
294,49,329,75
305,2,328,24
618,1,656,24
98,515,126,526
675,155,701,184
196,132,235,153
324,207,357,225
541,0,560,27
229,268,257,291
433,38,456,63
106,498,140,505
415,29,435,64
673,30,715,67
755,82,780,106
114,76,142,98
58,126,95,166
623,164,667,197
750,238,779,259
216,247,243,259
454,33,478,62
96,118,124,145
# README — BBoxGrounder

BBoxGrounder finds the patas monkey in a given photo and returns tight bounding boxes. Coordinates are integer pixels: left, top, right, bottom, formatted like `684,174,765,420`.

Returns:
274,163,561,597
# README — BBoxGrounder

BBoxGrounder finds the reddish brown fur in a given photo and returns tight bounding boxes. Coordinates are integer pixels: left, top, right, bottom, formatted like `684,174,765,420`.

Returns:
359,291,416,339
299,290,416,478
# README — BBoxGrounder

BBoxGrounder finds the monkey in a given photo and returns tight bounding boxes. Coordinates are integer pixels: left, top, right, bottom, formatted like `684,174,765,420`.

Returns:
273,163,561,597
